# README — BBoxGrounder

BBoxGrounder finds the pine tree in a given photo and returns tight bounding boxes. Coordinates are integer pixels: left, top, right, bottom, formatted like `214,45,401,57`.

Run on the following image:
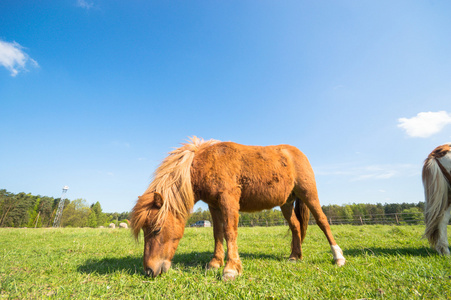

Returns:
27,197,41,228
87,210,97,228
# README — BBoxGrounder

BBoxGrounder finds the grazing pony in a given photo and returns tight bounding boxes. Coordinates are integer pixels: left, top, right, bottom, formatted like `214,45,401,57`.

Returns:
131,137,345,280
423,143,451,255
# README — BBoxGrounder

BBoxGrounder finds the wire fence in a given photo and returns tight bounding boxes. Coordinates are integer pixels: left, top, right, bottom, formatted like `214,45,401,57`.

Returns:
310,212,425,226
232,212,427,227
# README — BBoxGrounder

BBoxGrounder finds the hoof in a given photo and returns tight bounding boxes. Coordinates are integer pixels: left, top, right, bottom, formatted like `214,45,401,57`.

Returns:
331,245,345,267
207,263,220,270
207,260,223,270
288,257,297,263
222,269,238,281
436,246,450,256
335,258,346,267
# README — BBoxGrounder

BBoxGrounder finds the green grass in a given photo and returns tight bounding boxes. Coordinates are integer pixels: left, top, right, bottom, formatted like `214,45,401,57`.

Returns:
1,225,450,299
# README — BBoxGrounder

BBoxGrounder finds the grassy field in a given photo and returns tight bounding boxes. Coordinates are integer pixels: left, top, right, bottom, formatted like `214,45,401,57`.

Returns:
1,225,450,299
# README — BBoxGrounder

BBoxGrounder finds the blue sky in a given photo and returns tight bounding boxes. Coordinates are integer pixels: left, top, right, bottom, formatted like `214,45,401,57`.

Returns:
1,0,451,213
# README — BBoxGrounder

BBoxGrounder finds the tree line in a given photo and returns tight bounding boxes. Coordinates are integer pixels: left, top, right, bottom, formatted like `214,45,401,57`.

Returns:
187,202,426,226
0,189,129,228
1,188,427,228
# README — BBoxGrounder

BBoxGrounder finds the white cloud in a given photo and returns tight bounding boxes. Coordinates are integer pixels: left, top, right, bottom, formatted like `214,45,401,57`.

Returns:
0,40,38,77
398,111,451,138
77,0,94,10
351,169,396,181
316,163,418,182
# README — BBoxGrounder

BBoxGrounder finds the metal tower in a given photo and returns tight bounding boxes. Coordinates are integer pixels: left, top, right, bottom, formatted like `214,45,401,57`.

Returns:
53,186,69,228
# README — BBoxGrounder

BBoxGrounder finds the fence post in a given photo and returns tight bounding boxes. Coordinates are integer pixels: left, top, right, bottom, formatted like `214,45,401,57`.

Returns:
329,218,332,225
360,216,363,225
395,214,399,225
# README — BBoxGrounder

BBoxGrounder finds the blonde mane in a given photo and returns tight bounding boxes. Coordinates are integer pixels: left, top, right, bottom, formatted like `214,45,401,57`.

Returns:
132,136,220,236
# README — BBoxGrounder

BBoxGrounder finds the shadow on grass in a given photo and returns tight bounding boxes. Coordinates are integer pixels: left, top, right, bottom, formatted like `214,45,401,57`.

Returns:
77,251,285,275
343,246,436,257
78,246,439,275
77,255,143,275
77,252,214,275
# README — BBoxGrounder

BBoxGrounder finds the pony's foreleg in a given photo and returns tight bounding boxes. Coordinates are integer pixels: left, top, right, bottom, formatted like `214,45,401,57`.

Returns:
293,186,345,266
280,201,303,260
435,205,451,255
207,205,225,269
218,192,242,280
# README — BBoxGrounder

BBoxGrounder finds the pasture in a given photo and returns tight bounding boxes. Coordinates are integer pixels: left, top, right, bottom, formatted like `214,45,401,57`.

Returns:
1,225,450,299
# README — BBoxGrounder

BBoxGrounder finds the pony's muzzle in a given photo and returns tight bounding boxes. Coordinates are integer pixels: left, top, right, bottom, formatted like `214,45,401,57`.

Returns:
144,260,171,278
145,267,155,278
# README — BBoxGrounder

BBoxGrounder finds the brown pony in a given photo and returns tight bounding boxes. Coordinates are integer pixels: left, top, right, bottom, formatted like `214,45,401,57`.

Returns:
131,137,345,280
422,143,451,255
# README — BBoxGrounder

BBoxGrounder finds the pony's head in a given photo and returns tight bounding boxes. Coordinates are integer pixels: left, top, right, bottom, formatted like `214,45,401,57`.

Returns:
130,192,186,278
130,137,219,277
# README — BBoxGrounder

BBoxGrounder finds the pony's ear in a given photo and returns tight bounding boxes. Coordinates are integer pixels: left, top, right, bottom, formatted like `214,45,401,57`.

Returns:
153,192,164,209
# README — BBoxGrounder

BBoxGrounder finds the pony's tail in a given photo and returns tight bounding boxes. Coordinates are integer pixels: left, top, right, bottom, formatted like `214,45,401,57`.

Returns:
294,197,310,243
422,157,449,248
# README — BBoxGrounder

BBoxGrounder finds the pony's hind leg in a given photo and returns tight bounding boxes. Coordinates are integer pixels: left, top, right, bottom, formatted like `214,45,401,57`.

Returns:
280,198,307,261
435,205,451,255
286,146,345,266
295,197,310,243
293,184,345,266
207,205,225,269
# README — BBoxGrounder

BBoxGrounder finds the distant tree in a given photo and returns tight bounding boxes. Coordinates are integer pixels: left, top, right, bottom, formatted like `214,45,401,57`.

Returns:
4,193,35,227
384,203,403,214
416,201,425,212
105,212,118,225
340,206,354,223
401,207,423,224
27,197,41,228
187,208,211,225
0,189,16,227
61,199,90,227
0,188,431,228
119,212,130,221
87,210,97,227
322,204,341,220
239,211,251,226
104,211,127,226
90,202,108,227
39,197,56,227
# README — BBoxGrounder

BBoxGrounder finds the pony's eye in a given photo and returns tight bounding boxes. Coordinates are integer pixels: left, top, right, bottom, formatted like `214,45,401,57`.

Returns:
153,228,161,235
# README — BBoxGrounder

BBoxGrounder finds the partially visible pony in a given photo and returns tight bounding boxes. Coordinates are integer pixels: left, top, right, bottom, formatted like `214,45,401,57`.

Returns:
131,137,345,280
423,143,451,255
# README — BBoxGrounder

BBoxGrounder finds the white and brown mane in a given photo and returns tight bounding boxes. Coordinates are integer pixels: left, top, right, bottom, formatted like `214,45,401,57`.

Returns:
423,143,451,255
